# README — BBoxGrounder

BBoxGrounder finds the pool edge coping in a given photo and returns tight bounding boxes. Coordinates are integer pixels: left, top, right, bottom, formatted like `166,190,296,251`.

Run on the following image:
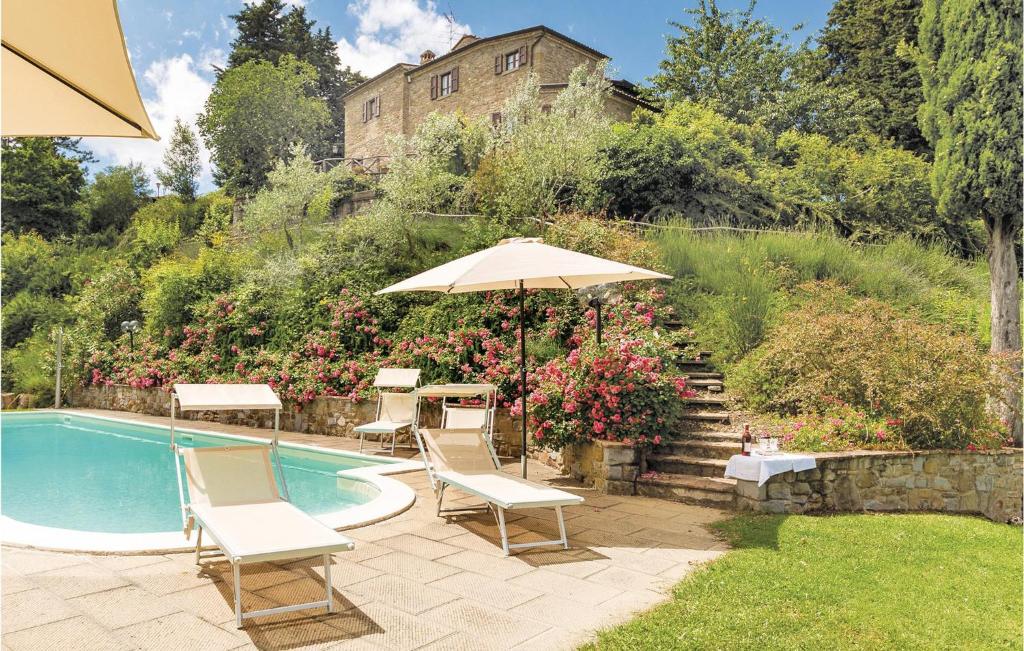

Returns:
1,409,421,554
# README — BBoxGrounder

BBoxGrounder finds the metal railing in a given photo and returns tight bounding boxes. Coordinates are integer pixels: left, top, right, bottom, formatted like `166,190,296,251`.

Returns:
315,156,392,177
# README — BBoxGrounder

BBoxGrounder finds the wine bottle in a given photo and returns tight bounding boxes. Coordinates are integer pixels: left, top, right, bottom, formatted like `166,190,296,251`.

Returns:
741,424,752,456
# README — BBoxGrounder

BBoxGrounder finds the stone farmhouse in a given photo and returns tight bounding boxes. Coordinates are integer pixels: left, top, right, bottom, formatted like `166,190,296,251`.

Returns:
342,25,652,161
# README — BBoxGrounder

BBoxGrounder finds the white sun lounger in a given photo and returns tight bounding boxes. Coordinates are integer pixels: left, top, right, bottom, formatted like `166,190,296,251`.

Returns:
417,428,584,555
181,445,355,628
354,368,420,454
169,383,354,628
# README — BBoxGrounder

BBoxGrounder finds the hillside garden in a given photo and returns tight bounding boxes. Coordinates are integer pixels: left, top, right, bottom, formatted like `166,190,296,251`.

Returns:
1,0,1019,455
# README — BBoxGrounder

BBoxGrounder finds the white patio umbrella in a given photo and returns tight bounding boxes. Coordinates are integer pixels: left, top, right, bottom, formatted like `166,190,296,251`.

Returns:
2,0,158,139
377,237,672,477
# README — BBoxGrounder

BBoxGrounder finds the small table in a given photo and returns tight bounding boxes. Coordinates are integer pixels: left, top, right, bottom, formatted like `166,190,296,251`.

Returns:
724,452,817,486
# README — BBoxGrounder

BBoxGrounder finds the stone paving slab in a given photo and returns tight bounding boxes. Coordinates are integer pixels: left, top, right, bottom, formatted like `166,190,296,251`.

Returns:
2,409,729,650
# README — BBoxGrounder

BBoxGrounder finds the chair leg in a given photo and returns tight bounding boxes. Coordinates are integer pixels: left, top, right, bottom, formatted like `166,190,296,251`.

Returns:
194,526,203,565
555,506,569,550
390,429,396,455
358,431,365,453
436,483,447,517
233,561,243,628
323,553,334,613
495,507,510,556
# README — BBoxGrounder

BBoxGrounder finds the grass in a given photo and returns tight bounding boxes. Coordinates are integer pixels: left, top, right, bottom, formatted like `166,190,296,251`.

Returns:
653,228,991,360
584,514,1022,650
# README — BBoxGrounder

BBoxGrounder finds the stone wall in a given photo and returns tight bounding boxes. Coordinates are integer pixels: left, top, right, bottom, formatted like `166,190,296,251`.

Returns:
734,449,1023,523
69,385,526,457
561,440,641,495
342,28,641,159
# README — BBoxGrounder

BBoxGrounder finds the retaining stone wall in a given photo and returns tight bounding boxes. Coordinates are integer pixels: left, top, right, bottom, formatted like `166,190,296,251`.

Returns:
734,449,1023,523
69,384,526,457
562,440,641,495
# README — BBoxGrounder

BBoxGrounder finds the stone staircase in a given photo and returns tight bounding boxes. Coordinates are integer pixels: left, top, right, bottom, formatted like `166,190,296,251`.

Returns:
636,343,743,508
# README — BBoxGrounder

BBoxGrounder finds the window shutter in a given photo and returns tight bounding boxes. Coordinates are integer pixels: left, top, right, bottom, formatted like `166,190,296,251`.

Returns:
519,45,528,66
362,100,368,122
430,74,438,100
373,95,380,117
451,66,459,92
494,55,502,74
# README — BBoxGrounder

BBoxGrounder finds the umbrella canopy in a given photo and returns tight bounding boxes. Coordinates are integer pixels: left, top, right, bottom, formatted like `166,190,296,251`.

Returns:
377,237,672,477
2,0,158,139
377,237,671,295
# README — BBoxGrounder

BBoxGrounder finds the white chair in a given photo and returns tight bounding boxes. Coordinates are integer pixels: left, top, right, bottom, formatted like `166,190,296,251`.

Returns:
181,444,355,628
354,368,420,454
417,427,584,555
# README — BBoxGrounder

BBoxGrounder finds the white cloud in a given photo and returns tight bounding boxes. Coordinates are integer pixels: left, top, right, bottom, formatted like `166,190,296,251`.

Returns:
335,0,472,76
82,54,215,190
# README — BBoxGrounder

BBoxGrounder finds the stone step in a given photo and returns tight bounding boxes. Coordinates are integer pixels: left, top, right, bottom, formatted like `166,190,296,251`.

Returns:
664,439,741,460
684,430,743,443
678,359,711,367
683,371,724,380
682,396,729,408
646,454,728,477
635,473,736,508
685,379,724,392
682,410,731,424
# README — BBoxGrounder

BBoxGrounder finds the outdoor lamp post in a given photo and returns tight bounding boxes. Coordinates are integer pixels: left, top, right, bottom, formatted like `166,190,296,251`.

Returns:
577,284,622,345
121,320,140,352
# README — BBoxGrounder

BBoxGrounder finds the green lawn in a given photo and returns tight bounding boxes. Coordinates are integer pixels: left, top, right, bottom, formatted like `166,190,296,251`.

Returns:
585,514,1022,650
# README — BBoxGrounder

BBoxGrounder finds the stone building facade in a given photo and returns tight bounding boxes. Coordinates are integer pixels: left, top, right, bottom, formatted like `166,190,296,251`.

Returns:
343,26,651,159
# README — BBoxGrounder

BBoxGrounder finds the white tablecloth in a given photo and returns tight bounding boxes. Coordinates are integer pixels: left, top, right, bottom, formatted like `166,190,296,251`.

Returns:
724,452,817,486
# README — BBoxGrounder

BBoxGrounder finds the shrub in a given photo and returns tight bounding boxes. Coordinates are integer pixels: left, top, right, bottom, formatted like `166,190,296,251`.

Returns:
732,282,1009,449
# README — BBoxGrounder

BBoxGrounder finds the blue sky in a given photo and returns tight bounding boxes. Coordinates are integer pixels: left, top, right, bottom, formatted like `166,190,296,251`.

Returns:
88,0,831,192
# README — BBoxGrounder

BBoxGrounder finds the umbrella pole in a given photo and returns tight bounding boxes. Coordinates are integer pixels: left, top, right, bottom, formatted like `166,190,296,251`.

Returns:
519,280,528,478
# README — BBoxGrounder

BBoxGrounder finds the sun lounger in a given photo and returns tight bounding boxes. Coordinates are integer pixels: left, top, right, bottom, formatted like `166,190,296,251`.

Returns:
181,444,355,628
417,427,584,555
354,368,420,454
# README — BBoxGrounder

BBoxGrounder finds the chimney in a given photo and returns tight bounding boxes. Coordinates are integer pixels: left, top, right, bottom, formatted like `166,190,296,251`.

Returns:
420,50,436,64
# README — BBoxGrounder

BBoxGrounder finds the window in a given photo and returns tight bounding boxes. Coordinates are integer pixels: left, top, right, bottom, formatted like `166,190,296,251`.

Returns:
505,51,520,71
362,95,380,122
430,67,458,100
494,46,528,75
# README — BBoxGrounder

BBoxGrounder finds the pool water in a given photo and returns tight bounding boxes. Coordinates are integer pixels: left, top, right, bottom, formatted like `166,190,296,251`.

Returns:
1,413,387,534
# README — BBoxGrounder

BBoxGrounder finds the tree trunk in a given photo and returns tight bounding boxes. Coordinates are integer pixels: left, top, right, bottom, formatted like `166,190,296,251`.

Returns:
988,214,1022,445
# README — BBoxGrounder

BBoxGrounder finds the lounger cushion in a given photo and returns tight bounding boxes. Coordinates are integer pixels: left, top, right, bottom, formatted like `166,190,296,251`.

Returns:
191,501,354,564
436,470,584,510
354,419,412,434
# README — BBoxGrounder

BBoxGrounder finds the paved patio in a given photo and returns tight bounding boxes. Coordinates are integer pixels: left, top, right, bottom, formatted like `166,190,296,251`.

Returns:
1,410,729,650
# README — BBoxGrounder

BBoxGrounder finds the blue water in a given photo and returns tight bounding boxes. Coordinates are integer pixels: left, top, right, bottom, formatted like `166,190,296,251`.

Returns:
1,413,387,534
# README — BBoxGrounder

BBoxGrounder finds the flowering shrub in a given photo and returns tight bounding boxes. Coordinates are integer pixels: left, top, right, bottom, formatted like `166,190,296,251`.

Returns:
733,282,1012,450
754,397,910,452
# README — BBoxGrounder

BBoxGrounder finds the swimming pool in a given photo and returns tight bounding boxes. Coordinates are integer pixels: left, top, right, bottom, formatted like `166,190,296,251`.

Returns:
0,411,418,551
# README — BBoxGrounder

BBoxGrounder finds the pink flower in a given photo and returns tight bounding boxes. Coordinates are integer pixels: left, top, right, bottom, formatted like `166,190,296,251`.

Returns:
593,421,605,434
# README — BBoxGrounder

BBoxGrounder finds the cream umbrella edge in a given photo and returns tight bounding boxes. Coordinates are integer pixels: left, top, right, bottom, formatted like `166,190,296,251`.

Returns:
1,0,158,139
377,238,672,478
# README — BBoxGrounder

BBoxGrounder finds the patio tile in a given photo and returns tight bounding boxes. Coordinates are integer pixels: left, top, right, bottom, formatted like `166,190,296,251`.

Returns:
235,610,362,651
562,514,646,535
586,565,672,594
415,631,507,651
327,602,452,651
438,549,534,581
1,588,79,633
361,551,462,583
126,558,224,595
510,626,583,651
631,527,720,548
593,547,678,576
286,556,385,589
4,615,125,651
0,571,35,596
419,599,551,648
510,569,622,606
69,585,180,629
116,611,246,651
32,562,129,599
332,541,393,564
395,521,467,541
92,554,170,572
428,571,541,610
346,574,458,615
1,549,85,575
509,593,622,632
378,534,461,560
441,532,507,557
164,581,280,627
254,576,372,614
516,549,609,579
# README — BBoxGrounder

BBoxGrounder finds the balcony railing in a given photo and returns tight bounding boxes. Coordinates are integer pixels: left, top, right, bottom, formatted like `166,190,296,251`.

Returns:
315,156,391,177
